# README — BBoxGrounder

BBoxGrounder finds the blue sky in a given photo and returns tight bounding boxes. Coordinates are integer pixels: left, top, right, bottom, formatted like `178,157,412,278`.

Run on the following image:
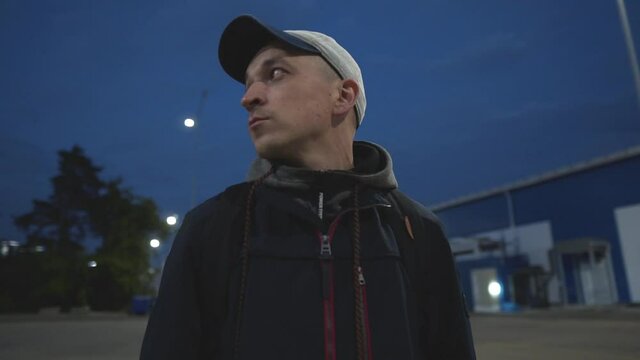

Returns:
1,0,639,244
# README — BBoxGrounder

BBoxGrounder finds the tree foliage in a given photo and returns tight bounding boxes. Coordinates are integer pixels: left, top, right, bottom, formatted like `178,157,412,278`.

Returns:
88,180,168,310
4,145,168,313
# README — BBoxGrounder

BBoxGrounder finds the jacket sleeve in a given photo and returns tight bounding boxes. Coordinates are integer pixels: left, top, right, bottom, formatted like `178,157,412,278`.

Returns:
423,218,476,360
140,211,203,359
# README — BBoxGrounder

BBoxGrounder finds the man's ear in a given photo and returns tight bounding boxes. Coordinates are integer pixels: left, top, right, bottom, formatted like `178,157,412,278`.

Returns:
333,79,359,116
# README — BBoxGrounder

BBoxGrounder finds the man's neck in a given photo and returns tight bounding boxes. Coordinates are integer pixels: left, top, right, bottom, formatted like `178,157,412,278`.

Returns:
298,152,353,171
281,139,354,171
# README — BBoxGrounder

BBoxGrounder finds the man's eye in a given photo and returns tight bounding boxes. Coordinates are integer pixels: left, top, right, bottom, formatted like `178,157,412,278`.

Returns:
270,68,285,80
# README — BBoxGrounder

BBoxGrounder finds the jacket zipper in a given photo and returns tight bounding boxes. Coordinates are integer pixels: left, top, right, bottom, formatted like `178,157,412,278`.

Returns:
318,191,338,360
320,255,336,360
317,192,386,360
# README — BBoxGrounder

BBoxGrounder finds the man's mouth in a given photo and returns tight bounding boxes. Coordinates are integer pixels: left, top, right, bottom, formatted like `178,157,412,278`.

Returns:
249,116,268,128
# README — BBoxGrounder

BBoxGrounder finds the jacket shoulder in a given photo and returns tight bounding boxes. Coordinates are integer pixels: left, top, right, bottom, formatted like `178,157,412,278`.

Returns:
390,189,443,228
185,182,251,224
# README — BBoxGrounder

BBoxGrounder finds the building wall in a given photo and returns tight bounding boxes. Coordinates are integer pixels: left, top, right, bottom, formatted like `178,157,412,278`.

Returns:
436,155,640,304
615,204,640,303
438,194,509,238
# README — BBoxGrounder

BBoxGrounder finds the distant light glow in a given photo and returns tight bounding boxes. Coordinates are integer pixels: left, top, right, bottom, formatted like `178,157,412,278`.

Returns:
150,239,160,248
488,281,502,298
166,215,177,226
184,118,195,128
88,260,97,268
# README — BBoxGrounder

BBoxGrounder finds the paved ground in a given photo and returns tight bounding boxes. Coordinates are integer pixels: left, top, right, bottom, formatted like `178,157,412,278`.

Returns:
1,307,639,359
471,308,640,360
0,312,146,360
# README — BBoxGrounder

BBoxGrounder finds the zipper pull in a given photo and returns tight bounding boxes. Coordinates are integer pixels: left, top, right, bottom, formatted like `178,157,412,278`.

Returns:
320,234,332,258
318,192,324,220
357,266,366,286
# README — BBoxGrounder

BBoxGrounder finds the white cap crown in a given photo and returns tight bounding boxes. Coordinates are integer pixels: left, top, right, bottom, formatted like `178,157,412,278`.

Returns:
285,30,366,126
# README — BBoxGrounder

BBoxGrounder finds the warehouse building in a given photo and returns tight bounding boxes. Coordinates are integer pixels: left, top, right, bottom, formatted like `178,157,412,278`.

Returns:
432,146,640,312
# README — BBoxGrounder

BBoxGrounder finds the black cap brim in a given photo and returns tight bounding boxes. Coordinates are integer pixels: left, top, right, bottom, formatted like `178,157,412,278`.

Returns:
218,15,320,83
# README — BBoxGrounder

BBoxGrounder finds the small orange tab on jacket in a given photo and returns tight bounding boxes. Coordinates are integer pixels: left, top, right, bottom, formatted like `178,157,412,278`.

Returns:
404,216,415,240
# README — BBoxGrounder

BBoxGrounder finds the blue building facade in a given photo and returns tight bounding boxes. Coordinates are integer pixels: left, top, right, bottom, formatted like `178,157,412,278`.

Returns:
432,147,640,311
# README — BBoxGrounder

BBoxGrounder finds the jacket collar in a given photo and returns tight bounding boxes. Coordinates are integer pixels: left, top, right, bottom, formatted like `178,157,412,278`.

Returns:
246,141,399,191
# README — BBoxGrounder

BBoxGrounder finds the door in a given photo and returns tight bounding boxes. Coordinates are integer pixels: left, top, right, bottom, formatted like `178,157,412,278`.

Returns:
471,267,501,312
577,251,615,305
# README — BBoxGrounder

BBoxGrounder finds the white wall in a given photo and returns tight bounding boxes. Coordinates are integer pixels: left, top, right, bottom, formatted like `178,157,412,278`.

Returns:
514,222,554,271
615,203,640,303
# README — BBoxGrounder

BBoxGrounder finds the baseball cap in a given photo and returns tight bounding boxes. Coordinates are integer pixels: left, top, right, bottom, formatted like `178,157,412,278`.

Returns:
218,15,367,127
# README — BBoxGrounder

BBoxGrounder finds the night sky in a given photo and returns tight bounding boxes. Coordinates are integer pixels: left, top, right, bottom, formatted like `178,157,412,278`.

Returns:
1,0,639,248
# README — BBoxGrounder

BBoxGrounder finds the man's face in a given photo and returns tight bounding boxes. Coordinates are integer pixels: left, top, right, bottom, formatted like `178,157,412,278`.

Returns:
242,45,341,162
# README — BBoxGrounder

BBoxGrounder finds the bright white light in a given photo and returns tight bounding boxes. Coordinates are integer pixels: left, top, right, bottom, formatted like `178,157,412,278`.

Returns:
166,215,177,226
184,118,195,128
150,239,160,248
488,281,502,298
88,260,97,268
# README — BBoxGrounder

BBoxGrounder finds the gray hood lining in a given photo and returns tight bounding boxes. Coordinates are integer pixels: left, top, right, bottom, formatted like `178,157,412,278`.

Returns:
246,141,398,190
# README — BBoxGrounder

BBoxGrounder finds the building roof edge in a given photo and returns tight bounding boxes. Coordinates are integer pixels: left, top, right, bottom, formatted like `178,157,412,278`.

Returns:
431,145,640,212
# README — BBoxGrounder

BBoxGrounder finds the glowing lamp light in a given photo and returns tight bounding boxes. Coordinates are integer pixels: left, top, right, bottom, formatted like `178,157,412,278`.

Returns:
88,260,97,268
150,239,161,248
184,118,195,128
166,215,177,226
488,281,502,298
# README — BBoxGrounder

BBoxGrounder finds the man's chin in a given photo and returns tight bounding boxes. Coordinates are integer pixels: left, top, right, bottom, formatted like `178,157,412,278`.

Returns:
254,143,284,161
254,143,298,164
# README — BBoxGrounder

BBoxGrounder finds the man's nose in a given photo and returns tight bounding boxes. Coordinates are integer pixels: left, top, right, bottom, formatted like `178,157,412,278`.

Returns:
241,82,266,111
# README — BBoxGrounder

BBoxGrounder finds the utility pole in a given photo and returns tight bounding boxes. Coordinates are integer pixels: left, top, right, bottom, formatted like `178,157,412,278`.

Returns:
616,0,640,113
188,89,209,209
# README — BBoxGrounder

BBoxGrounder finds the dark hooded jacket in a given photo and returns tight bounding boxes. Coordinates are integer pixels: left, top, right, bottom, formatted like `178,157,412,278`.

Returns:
140,141,475,360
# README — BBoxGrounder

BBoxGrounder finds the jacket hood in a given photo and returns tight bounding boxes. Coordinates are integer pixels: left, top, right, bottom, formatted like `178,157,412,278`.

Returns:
246,141,398,190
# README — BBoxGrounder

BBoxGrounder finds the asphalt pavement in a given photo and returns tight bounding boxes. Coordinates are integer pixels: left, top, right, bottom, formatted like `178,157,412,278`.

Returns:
472,306,640,359
1,306,639,359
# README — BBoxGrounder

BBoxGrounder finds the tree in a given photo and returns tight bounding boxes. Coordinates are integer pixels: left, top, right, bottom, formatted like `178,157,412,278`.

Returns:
11,145,167,312
14,146,103,311
87,180,168,310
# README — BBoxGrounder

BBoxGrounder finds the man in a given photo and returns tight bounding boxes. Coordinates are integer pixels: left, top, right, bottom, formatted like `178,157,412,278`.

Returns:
141,15,475,360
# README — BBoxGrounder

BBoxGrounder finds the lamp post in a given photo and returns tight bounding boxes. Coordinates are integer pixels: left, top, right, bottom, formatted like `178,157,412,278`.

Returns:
616,0,640,112
148,238,161,274
147,238,163,296
184,89,209,209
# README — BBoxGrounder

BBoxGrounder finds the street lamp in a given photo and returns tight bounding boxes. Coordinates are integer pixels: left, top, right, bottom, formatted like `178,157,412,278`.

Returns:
150,239,160,248
184,118,195,128
166,215,178,226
